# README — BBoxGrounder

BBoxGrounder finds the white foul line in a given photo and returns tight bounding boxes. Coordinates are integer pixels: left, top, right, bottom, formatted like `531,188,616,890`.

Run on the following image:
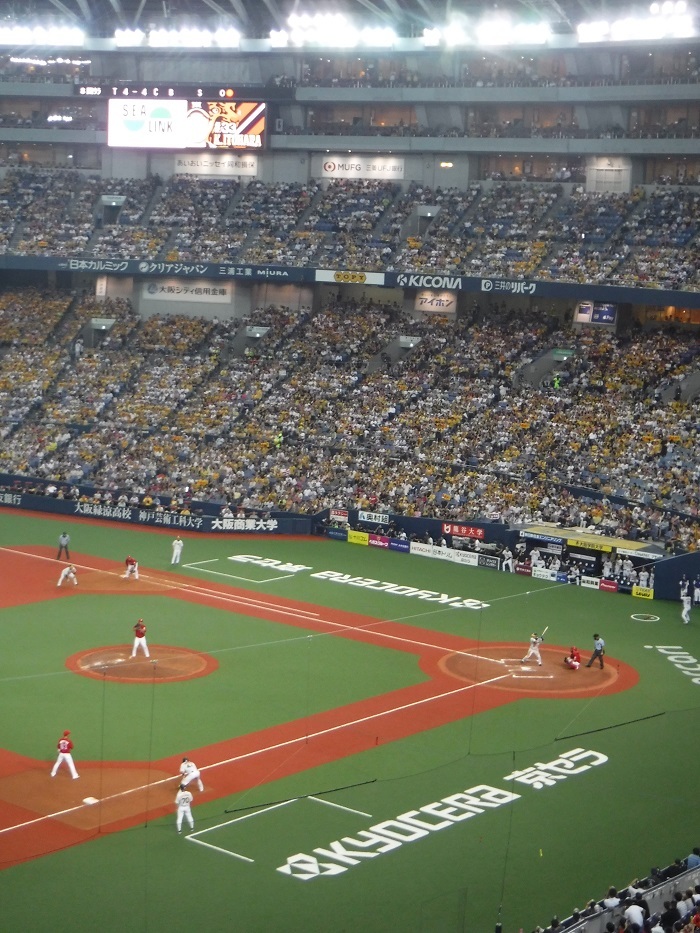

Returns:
306,795,373,817
0,673,510,838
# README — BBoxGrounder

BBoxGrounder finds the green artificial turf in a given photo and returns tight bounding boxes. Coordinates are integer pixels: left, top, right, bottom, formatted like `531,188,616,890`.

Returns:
0,510,698,932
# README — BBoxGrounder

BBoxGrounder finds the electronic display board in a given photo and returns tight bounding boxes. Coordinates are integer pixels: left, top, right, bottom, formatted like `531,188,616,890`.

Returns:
107,98,266,150
574,301,618,325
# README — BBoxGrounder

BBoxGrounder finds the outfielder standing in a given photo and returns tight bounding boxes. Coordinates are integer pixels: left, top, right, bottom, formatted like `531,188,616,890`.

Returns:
175,784,194,834
57,564,78,587
171,536,184,565
131,618,150,658
522,632,544,666
179,756,204,791
50,730,80,779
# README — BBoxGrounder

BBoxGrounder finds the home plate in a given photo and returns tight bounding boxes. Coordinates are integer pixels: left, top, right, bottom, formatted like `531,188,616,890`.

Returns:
83,797,100,805
511,673,554,679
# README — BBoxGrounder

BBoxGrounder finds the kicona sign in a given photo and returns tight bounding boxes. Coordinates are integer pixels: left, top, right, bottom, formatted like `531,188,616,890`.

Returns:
396,273,463,290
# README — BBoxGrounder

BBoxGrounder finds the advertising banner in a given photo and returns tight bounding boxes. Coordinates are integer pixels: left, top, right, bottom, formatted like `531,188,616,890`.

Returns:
315,270,386,286
478,555,500,570
444,523,485,540
368,534,390,549
358,510,390,525
532,567,556,581
521,531,565,546
327,528,348,541
632,585,654,600
174,153,258,176
141,279,232,303
347,530,369,546
452,550,479,567
566,537,612,552
414,290,457,314
321,156,404,180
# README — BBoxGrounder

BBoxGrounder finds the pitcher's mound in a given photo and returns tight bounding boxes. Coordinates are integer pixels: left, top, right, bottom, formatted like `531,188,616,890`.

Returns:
66,645,218,683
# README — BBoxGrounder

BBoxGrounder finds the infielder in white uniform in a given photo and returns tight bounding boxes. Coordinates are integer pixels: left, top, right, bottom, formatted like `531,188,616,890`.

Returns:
522,632,544,666
175,784,194,833
51,730,80,779
171,536,184,565
57,564,78,587
179,757,204,791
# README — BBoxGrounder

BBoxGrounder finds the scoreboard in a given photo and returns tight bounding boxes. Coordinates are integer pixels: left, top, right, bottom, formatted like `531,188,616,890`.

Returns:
78,85,250,100
106,97,266,150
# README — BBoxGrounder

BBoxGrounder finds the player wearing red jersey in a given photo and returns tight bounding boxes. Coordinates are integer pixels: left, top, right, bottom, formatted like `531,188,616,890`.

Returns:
131,618,150,658
122,555,139,580
50,730,80,779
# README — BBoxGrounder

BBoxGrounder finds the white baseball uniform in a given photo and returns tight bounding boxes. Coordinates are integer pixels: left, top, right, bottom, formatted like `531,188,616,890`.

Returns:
57,565,78,587
131,621,150,657
682,595,692,624
51,734,80,779
179,759,204,791
175,787,194,832
522,634,543,665
171,537,183,564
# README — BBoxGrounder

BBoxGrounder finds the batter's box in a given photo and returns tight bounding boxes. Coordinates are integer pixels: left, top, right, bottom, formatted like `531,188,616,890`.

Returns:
188,794,373,868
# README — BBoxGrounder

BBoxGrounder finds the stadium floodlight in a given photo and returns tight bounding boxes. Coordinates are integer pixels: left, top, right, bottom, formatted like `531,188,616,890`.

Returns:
270,29,289,47
359,27,396,47
422,28,441,47
580,9,695,41
577,20,611,42
476,16,513,45
213,28,240,48
115,29,146,47
474,16,551,46
444,21,472,46
610,16,659,39
0,25,85,47
148,27,216,48
287,12,355,46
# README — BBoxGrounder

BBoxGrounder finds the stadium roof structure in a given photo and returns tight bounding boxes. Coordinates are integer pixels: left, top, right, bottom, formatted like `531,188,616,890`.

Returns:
1,0,665,40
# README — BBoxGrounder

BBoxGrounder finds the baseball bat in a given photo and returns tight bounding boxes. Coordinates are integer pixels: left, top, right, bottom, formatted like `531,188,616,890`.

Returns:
541,626,549,637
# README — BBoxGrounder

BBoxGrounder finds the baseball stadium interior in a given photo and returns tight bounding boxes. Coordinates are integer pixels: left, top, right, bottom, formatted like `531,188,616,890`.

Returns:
0,0,699,930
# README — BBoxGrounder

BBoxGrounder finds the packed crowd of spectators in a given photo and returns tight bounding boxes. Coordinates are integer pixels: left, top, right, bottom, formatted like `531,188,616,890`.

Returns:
298,50,700,90
0,167,698,291
0,291,698,553
529,854,700,932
